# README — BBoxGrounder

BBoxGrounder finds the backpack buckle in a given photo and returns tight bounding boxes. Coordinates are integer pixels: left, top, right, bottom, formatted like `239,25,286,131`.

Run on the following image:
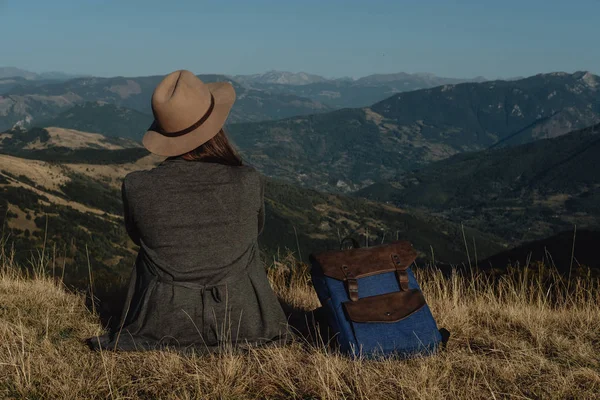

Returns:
391,253,410,291
341,265,359,301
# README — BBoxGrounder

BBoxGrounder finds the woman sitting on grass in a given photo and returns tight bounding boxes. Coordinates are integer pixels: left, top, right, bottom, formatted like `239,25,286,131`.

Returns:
87,70,292,353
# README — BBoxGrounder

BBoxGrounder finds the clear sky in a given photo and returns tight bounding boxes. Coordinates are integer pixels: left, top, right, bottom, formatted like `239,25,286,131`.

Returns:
1,0,598,79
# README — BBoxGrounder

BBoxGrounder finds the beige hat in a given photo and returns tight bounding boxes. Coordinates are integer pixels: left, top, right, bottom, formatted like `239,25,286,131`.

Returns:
142,70,236,156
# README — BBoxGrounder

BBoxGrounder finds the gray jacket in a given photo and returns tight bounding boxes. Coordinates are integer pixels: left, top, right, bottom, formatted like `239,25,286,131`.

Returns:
89,158,291,352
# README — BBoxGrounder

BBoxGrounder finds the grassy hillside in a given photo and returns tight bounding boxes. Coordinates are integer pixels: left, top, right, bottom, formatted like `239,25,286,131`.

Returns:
0,127,149,163
0,127,508,268
1,251,598,399
4,126,600,274
0,151,508,283
356,123,600,244
227,72,600,192
261,178,505,263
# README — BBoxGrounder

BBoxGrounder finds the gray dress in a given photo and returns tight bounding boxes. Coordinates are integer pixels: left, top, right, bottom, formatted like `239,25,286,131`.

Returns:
88,158,292,353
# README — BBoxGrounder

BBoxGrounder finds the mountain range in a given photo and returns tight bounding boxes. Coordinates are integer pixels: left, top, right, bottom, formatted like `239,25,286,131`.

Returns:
0,74,332,132
233,70,332,86
0,67,85,81
232,71,487,108
3,71,598,193
226,71,600,192
0,68,490,132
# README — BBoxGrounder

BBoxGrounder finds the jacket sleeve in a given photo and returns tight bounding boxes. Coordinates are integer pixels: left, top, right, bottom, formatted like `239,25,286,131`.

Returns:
122,180,141,246
257,175,266,236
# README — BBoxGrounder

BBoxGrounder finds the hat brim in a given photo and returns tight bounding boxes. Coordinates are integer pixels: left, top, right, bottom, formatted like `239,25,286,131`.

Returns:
142,82,236,157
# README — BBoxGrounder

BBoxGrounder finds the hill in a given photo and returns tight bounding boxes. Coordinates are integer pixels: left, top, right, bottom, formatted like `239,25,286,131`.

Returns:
0,133,510,291
0,74,332,131
369,71,599,149
356,123,600,243
0,77,36,94
0,66,84,81
0,152,508,270
0,126,147,163
226,72,600,192
0,126,141,150
0,67,38,80
478,229,600,275
40,102,153,140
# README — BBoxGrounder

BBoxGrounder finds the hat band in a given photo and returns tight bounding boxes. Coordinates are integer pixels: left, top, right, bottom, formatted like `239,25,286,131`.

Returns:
159,94,215,138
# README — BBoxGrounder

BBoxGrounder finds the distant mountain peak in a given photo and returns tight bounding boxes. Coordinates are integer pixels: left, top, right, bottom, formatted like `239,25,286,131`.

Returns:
0,66,86,81
536,70,597,80
0,67,37,80
233,70,329,86
581,72,599,89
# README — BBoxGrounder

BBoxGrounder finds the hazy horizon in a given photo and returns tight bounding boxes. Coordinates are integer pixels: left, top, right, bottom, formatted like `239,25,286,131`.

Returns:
1,0,598,79
3,65,598,82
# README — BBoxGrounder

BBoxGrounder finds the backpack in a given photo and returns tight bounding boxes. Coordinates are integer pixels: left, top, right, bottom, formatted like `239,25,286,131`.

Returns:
309,238,449,359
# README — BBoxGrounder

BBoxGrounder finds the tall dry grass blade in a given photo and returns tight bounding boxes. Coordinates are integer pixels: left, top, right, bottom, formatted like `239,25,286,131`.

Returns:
293,225,302,263
60,248,67,283
461,223,472,270
472,236,478,267
51,243,56,279
85,245,96,317
95,336,115,400
40,214,48,275
568,224,576,292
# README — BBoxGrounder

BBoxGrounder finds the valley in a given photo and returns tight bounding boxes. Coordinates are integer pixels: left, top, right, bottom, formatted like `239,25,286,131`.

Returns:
356,123,600,240
0,127,511,294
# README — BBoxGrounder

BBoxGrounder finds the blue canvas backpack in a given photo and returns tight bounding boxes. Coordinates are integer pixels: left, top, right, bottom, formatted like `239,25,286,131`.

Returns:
309,239,448,359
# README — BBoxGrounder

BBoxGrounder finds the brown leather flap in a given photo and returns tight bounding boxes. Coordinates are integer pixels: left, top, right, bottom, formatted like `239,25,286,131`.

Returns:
343,289,426,323
309,241,417,281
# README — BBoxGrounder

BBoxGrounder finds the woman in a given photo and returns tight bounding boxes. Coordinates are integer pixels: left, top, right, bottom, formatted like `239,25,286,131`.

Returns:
87,70,292,353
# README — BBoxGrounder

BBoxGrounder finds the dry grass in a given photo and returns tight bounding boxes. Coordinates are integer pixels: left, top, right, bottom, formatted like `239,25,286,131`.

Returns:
24,127,140,151
0,154,69,192
1,248,599,399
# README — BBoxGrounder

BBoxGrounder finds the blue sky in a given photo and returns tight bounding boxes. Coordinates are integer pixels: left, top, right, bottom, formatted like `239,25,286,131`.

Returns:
0,0,598,79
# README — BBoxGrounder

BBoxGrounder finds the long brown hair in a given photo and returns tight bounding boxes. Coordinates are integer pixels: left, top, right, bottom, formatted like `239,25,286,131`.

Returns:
179,129,243,166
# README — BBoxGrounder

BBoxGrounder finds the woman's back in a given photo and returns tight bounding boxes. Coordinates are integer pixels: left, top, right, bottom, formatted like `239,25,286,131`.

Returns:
124,158,264,285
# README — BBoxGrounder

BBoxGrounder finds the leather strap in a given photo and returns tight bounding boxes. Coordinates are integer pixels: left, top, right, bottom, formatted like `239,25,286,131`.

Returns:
341,264,359,301
391,253,410,291
157,94,215,137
